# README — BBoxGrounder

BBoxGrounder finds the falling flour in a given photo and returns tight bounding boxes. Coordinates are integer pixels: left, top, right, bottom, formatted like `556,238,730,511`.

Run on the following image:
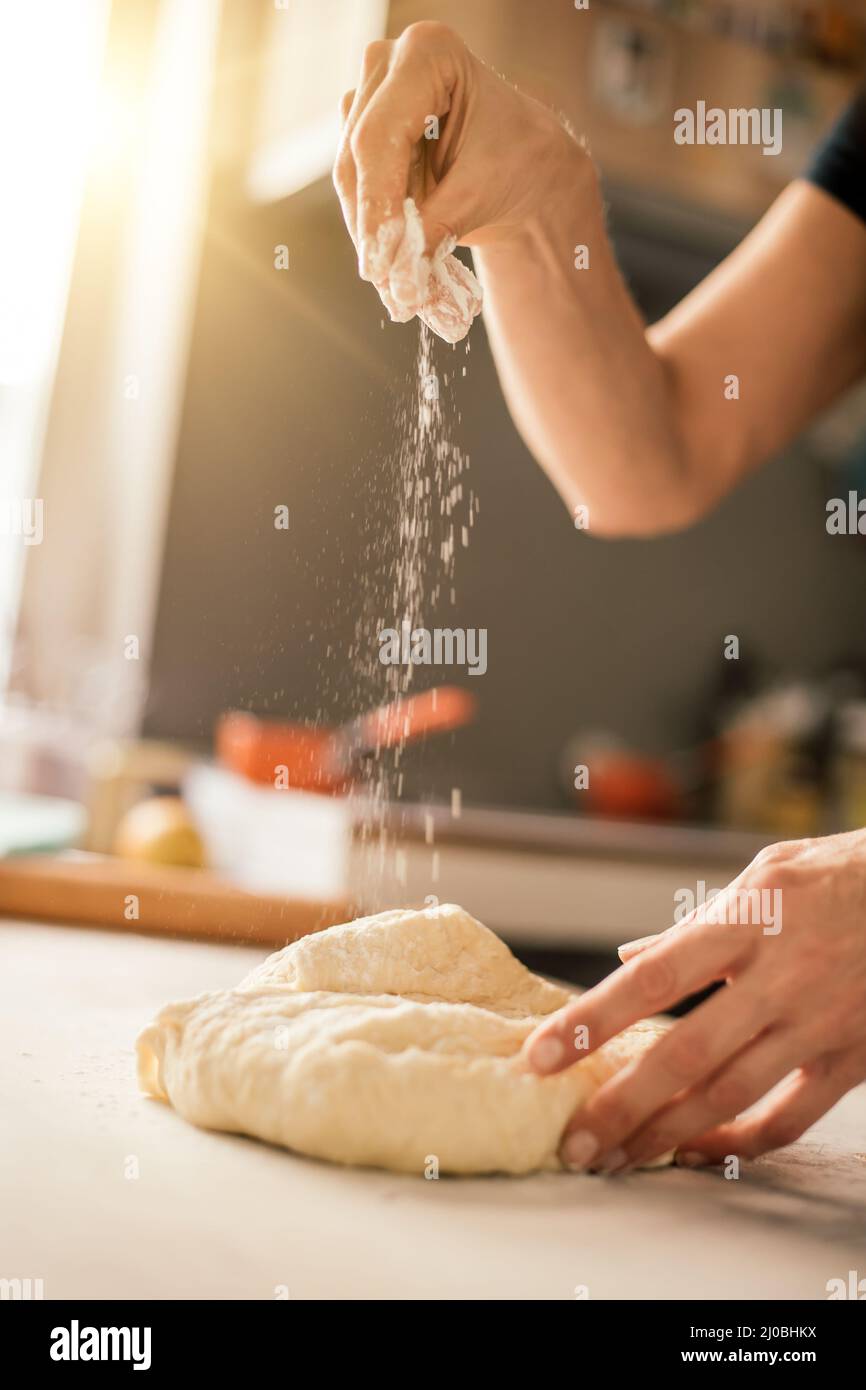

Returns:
348,323,477,876
342,195,482,886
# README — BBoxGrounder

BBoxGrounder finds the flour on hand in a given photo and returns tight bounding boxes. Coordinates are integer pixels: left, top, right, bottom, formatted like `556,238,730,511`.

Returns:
136,903,671,1176
366,199,482,344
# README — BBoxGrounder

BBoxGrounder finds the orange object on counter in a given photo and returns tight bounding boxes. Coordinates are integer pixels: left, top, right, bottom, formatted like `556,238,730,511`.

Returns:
585,752,680,821
217,685,477,792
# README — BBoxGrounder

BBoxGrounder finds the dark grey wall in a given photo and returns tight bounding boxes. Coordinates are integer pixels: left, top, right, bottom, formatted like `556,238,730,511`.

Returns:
144,172,866,809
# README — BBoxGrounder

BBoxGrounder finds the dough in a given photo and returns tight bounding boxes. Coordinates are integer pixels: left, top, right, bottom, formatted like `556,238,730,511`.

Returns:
137,903,670,1176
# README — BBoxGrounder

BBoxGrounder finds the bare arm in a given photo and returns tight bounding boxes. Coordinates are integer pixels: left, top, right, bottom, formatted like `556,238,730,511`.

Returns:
478,173,866,534
337,23,866,535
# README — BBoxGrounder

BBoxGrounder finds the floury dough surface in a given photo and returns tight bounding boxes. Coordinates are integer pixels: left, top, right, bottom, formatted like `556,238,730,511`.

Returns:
367,199,483,344
137,904,671,1176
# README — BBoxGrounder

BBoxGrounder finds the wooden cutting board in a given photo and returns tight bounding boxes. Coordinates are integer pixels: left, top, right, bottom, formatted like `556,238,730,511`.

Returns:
0,853,352,945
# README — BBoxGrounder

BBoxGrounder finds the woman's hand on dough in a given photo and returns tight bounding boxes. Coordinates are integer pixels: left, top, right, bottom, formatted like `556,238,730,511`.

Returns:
522,831,866,1172
332,21,584,316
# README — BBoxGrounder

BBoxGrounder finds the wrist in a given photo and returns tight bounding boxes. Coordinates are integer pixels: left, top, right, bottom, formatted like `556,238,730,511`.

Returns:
475,135,601,274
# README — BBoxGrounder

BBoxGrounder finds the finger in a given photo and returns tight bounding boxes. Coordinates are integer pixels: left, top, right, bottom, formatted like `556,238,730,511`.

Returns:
558,973,772,1170
334,68,412,320
353,32,461,282
619,919,702,961
617,848,786,963
617,933,661,961
524,916,752,1076
617,885,736,962
333,122,360,245
411,160,491,254
680,1047,866,1164
333,41,393,253
617,1026,807,1171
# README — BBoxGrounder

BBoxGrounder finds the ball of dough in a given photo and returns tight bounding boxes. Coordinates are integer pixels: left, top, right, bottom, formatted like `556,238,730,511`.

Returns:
136,904,670,1176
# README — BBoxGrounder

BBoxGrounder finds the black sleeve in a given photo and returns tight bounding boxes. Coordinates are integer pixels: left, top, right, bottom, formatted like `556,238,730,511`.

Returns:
804,86,866,226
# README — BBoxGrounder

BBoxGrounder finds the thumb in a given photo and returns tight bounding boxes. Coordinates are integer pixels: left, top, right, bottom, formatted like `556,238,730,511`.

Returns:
387,167,482,313
417,161,488,255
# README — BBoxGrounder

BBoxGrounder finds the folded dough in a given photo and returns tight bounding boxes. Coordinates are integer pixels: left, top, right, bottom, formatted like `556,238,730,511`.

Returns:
137,903,670,1176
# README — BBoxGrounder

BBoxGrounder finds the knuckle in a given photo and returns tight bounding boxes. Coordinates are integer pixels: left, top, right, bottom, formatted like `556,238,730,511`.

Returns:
749,840,804,885
332,151,351,193
757,1117,803,1151
706,1072,752,1116
350,111,392,163
561,1007,587,1051
798,1054,828,1083
746,857,800,906
591,1090,636,1137
753,841,793,870
636,1125,673,1158
631,952,676,1007
348,121,369,160
361,38,391,69
400,20,458,50
748,864,783,896
661,1030,707,1084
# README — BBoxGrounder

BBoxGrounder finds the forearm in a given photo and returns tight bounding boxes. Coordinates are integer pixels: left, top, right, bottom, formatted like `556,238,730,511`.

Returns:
339,26,866,531
477,159,866,540
473,152,700,536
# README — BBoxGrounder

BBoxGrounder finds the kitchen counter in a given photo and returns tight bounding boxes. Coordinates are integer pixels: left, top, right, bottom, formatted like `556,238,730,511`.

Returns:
2,920,865,1301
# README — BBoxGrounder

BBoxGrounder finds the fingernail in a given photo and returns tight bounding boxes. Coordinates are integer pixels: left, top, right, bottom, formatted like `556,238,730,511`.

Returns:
676,1151,708,1168
527,1035,565,1073
594,1147,629,1174
617,934,657,954
561,1130,600,1171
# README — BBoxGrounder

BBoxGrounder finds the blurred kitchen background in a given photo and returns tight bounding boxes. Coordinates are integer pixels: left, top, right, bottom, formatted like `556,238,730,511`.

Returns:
4,0,866,962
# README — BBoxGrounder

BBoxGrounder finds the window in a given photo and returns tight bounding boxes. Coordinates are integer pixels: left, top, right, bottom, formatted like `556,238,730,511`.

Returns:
0,1,111,690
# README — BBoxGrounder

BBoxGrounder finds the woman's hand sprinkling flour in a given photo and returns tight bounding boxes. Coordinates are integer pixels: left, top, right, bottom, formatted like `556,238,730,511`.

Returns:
337,25,866,532
332,21,580,341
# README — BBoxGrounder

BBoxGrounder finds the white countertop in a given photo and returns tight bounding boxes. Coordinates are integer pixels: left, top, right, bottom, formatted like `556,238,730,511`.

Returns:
2,919,865,1300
